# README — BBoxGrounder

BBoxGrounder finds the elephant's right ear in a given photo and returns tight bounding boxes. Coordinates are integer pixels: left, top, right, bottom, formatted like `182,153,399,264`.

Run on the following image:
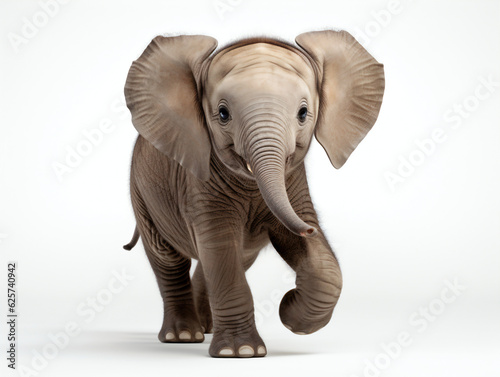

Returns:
125,35,218,181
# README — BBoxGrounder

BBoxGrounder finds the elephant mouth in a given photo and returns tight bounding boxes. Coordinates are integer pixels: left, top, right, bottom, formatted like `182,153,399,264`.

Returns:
241,158,253,177
226,146,254,178
227,146,299,179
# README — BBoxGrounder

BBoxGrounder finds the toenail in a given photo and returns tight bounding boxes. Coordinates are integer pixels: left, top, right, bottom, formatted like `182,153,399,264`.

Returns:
257,345,267,355
179,331,191,340
195,331,204,340
219,347,234,356
166,332,175,340
284,324,292,331
238,345,254,357
295,331,307,335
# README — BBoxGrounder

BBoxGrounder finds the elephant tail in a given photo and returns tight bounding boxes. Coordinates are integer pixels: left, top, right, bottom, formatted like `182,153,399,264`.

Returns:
123,226,140,250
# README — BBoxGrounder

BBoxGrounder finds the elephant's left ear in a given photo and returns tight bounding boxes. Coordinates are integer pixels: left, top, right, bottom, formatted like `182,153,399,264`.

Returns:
296,30,385,169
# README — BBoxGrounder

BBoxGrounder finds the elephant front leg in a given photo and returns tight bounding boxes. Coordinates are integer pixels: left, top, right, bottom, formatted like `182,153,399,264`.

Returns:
194,222,266,358
269,224,342,335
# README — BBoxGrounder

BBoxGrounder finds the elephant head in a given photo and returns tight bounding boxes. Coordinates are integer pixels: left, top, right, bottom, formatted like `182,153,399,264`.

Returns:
125,31,385,237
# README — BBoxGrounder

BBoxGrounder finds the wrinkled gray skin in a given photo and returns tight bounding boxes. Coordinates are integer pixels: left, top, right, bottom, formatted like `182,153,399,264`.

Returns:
124,30,385,358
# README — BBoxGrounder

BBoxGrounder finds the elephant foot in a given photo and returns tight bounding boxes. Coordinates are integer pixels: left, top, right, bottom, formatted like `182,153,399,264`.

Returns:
279,289,334,335
199,314,213,334
195,300,213,334
209,325,267,358
158,308,205,343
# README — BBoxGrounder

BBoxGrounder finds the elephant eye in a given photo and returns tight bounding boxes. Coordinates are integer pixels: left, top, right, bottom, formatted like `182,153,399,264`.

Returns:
219,106,230,123
298,106,308,123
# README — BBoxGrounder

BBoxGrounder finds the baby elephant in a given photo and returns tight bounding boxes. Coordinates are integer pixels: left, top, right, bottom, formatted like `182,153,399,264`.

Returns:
123,30,384,358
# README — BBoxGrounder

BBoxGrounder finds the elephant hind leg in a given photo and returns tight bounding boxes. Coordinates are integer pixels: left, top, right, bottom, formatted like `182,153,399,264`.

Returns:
132,191,204,343
191,263,213,333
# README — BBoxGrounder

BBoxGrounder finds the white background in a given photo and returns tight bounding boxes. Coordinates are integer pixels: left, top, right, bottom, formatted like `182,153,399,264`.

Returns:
1,0,499,376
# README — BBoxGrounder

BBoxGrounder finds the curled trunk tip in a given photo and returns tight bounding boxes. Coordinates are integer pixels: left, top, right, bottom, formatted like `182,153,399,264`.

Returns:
300,227,318,238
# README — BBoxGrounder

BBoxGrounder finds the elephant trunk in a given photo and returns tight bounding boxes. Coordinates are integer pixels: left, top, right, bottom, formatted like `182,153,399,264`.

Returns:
247,130,317,238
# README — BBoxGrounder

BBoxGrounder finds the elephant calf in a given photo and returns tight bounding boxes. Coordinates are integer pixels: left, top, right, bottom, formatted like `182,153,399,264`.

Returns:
123,30,384,358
